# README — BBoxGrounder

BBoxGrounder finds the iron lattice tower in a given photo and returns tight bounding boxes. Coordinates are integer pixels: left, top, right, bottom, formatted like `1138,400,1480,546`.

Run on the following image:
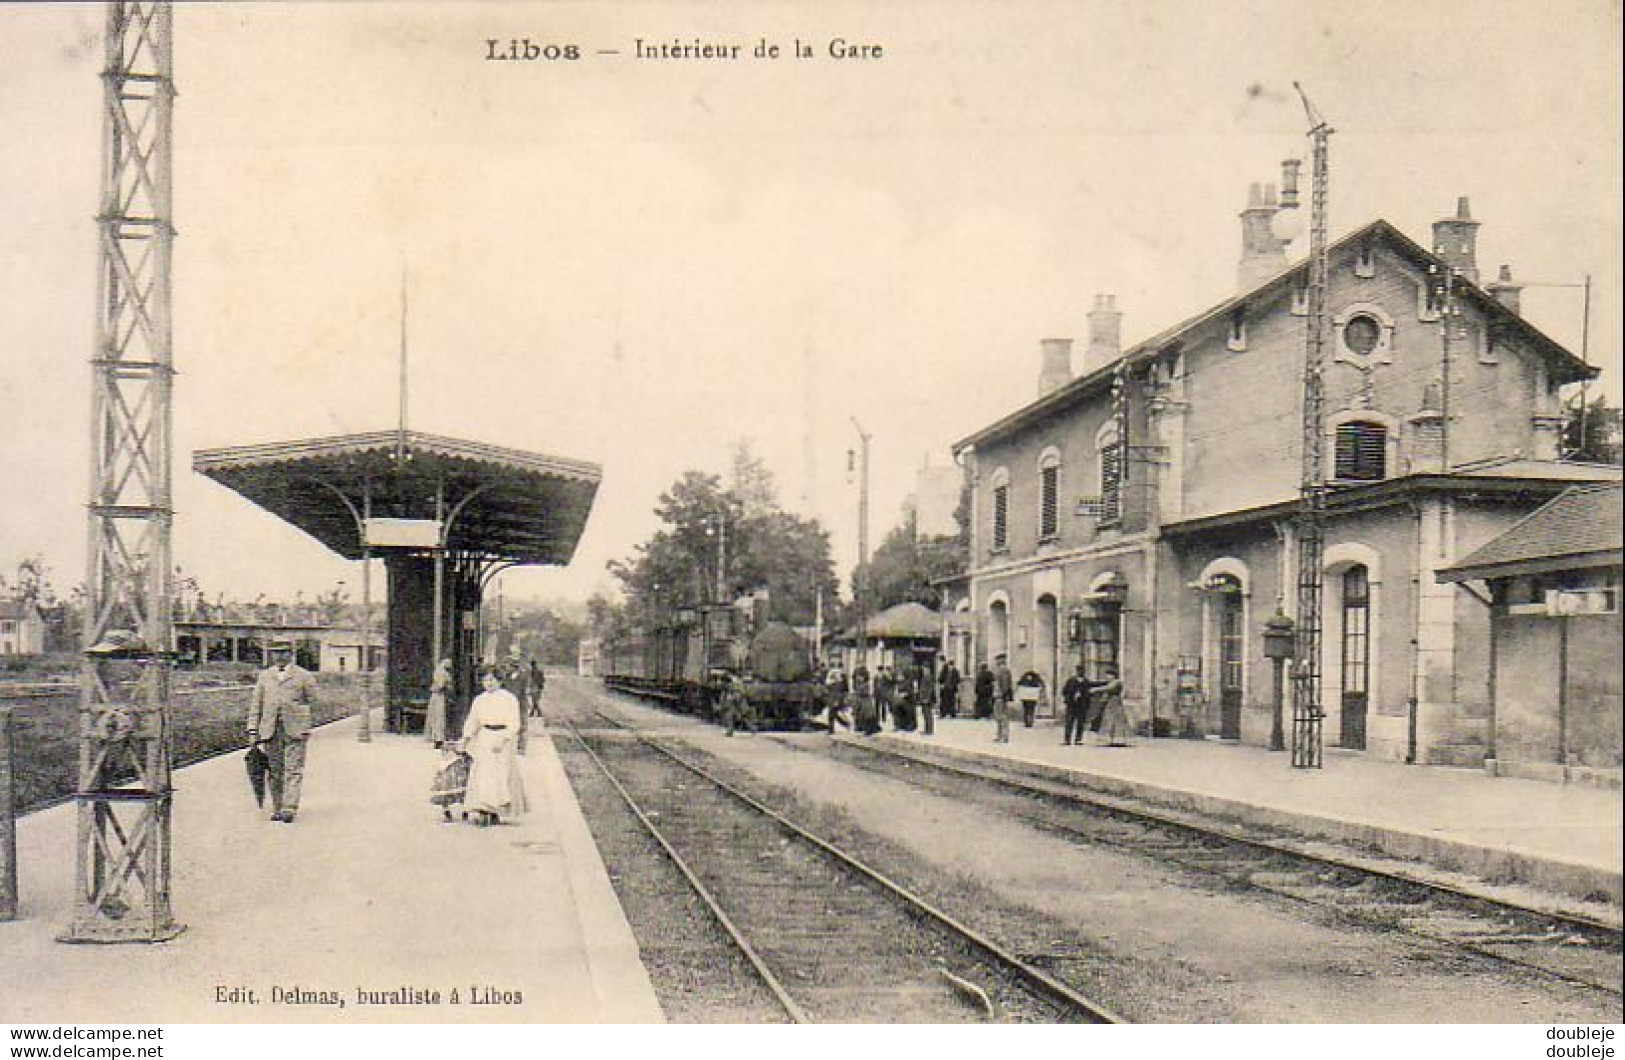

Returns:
1291,85,1331,769
62,1,183,942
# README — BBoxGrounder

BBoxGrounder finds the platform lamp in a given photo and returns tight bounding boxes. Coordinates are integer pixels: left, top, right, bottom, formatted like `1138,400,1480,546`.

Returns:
1261,611,1296,753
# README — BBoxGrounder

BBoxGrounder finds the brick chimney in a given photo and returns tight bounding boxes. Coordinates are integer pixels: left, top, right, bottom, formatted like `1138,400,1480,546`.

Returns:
1037,337,1073,398
1084,293,1122,373
1238,183,1289,292
1486,263,1523,316
1431,196,1480,285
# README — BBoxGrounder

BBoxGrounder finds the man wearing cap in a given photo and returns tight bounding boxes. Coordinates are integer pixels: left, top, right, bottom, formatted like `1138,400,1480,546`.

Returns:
993,654,1014,744
248,642,318,823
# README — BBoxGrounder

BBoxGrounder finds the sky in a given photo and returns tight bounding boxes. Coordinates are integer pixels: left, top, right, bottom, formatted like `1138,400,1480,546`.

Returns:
0,0,1620,609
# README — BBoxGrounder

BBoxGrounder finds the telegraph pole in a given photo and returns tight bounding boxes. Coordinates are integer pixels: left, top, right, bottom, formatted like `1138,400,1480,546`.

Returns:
1290,82,1331,770
1518,276,1595,455
63,0,184,941
850,419,871,668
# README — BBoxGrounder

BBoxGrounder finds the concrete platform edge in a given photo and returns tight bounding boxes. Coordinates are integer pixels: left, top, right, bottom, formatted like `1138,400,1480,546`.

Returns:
530,730,666,1023
863,734,1624,906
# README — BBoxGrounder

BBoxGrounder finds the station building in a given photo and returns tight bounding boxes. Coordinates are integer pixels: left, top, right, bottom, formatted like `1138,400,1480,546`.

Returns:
950,191,1619,769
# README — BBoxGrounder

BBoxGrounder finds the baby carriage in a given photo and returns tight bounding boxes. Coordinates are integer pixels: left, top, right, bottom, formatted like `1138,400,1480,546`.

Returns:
430,751,472,822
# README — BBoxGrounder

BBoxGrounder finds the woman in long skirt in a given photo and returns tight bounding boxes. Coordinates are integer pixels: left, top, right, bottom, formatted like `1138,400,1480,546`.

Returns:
461,669,528,826
426,658,453,748
1095,667,1131,747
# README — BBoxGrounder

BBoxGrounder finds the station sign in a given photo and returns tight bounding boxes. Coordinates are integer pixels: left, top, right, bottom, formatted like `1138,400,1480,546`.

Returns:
363,517,443,549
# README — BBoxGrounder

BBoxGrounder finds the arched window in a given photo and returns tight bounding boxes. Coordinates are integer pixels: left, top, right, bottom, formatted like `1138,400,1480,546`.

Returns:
989,467,1010,552
1096,421,1122,524
1037,448,1061,542
1334,421,1388,481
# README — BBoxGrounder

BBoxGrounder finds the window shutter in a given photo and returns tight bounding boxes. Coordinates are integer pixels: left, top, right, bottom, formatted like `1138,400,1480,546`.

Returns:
992,484,1008,550
1099,443,1122,522
1039,465,1058,539
1334,422,1387,481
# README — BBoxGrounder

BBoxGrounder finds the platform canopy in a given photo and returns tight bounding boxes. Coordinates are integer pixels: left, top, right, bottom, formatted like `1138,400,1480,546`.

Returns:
193,429,601,564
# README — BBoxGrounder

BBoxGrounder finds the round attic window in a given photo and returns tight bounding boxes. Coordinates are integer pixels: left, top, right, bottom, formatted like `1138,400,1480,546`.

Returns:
1343,313,1381,357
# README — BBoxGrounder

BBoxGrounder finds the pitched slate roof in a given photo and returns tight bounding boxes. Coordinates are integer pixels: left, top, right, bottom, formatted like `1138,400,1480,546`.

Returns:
0,599,41,621
1438,484,1623,582
954,218,1598,454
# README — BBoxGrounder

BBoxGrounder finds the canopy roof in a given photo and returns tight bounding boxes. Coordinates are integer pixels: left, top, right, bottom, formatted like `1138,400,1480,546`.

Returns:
836,601,942,642
193,430,601,565
1438,483,1622,583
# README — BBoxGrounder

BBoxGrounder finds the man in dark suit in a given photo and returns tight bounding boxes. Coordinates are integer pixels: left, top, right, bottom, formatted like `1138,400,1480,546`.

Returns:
1061,661,1100,746
247,641,318,823
993,654,1014,744
937,656,960,719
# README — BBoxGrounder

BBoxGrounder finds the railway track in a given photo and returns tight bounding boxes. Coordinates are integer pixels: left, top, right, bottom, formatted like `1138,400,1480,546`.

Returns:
809,735,1623,999
568,713,1122,1024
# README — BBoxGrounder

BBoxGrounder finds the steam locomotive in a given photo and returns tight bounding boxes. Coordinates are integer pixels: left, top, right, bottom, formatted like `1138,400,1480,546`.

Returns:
601,591,825,729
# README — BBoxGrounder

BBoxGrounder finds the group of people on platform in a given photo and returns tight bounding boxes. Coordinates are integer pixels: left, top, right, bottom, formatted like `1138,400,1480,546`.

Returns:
823,658,952,737
246,644,551,830
820,653,1127,747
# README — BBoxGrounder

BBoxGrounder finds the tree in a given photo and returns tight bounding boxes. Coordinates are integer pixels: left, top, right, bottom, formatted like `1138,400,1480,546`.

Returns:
586,591,627,641
731,509,839,626
12,555,56,608
728,437,779,518
609,470,739,621
1563,394,1623,465
315,583,351,625
860,498,969,614
173,566,204,621
610,444,838,628
504,605,588,668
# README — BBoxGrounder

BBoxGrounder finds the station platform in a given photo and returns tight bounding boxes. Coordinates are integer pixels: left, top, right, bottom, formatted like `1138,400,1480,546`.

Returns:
852,714,1623,910
0,714,663,1024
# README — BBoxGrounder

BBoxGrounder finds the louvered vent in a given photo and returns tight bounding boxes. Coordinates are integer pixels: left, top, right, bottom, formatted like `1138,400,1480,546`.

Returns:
1334,422,1387,481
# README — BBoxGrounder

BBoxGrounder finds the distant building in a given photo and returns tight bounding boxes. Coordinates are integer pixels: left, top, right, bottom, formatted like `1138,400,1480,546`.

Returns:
577,636,600,678
0,598,46,656
1438,483,1621,785
174,620,382,673
952,191,1617,767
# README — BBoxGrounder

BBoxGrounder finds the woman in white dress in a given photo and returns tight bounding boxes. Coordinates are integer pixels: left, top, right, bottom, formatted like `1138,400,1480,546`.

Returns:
461,669,528,826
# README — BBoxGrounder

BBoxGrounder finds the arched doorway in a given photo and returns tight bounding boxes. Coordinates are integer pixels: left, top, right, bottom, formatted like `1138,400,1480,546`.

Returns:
988,598,1010,663
1338,564,1371,750
1035,594,1059,712
1209,573,1245,740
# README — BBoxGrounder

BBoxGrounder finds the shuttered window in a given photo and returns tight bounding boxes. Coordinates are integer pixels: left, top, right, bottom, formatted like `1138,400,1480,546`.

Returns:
1039,464,1059,540
992,484,1009,551
1334,422,1387,481
1099,442,1123,522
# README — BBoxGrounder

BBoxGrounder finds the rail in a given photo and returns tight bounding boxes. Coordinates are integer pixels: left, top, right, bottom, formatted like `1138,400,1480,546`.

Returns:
828,737,1622,998
581,707,1124,1023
